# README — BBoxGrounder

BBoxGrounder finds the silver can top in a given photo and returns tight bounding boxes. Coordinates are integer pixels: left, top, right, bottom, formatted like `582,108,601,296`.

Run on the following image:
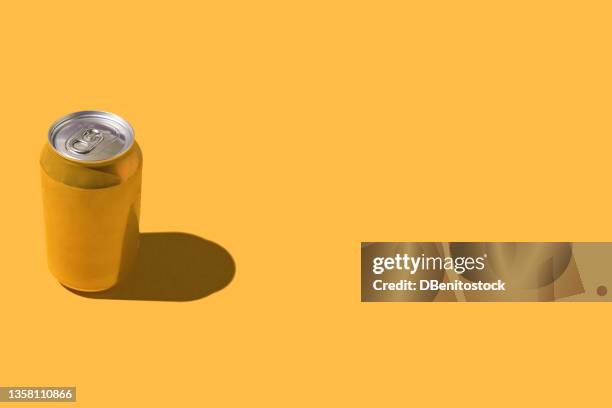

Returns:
48,111,134,162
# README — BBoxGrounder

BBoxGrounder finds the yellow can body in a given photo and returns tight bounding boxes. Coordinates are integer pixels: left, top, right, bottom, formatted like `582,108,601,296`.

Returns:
40,142,142,291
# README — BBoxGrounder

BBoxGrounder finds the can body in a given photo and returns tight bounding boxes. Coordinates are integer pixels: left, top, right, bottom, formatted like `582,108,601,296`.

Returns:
40,111,142,291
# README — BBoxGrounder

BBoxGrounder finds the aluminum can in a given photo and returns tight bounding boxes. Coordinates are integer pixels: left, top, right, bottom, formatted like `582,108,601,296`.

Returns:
40,111,142,291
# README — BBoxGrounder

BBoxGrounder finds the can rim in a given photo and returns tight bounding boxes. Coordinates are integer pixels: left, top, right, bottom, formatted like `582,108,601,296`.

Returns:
48,110,135,164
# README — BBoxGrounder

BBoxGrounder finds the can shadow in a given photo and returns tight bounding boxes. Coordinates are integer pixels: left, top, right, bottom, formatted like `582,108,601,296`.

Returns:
65,232,235,301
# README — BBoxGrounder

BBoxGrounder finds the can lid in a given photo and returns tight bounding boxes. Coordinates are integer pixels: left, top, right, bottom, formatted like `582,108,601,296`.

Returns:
48,111,134,162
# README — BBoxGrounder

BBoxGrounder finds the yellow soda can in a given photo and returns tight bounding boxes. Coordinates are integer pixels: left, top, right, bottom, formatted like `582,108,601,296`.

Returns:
40,111,142,291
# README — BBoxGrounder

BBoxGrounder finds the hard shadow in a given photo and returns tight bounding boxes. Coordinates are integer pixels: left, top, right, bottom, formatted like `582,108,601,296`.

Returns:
66,232,235,301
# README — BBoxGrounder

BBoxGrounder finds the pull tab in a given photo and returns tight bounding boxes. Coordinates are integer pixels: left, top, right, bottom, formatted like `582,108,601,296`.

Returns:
66,128,104,154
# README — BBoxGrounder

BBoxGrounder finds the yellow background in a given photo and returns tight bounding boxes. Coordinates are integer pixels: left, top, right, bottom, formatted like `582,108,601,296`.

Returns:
0,0,610,406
